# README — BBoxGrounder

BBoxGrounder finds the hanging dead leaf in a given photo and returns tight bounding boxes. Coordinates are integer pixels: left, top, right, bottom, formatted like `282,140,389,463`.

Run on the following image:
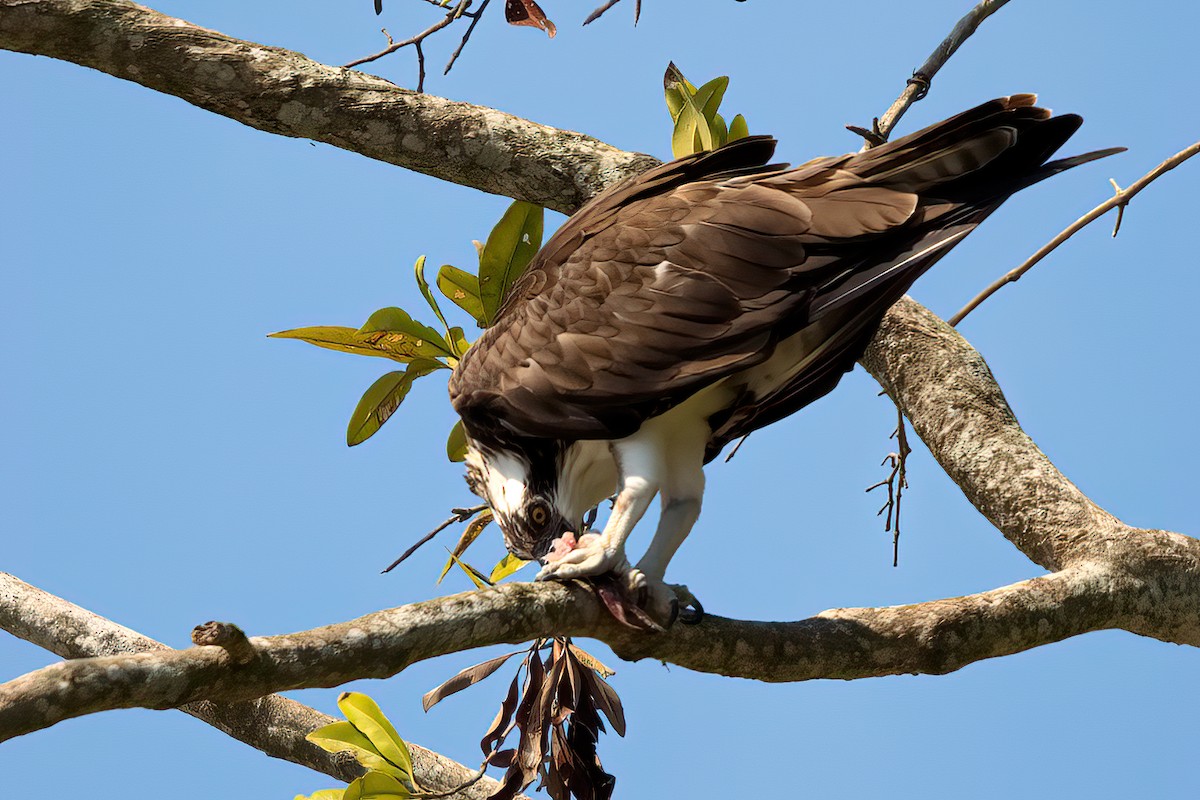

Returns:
505,0,556,37
421,649,525,712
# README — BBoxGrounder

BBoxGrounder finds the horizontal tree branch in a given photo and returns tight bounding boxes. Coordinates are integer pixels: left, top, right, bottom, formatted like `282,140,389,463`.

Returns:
4,538,1199,743
0,573,508,799
0,0,658,215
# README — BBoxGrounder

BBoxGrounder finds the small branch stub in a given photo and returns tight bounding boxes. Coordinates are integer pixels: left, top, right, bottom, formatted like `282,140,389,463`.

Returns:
192,621,257,666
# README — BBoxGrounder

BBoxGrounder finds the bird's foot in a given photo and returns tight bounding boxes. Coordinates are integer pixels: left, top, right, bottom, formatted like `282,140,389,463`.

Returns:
536,531,627,582
630,577,704,627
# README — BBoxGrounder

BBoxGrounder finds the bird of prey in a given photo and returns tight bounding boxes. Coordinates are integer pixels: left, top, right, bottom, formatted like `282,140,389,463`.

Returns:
449,95,1117,619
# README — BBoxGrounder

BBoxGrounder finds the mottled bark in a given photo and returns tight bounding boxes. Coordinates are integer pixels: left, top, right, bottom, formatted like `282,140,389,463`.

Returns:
0,0,657,215
0,574,507,798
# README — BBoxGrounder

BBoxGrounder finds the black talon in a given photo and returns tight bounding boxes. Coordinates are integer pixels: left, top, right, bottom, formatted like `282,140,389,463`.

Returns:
678,596,704,625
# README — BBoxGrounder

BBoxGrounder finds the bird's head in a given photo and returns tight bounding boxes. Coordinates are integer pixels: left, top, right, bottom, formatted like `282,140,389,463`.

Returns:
463,442,576,562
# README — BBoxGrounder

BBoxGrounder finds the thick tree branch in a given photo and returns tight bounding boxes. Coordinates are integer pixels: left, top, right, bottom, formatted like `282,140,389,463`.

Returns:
0,0,658,215
0,573,507,799
5,536,1200,743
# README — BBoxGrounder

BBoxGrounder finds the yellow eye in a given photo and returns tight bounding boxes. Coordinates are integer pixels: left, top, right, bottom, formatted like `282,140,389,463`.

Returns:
530,504,549,527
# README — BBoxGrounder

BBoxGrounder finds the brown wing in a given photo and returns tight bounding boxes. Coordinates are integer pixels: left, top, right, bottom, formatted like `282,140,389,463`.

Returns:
450,95,1110,445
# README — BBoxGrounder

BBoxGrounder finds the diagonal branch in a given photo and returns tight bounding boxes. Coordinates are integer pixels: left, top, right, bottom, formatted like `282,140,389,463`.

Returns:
0,0,658,215
950,140,1200,325
0,573,509,799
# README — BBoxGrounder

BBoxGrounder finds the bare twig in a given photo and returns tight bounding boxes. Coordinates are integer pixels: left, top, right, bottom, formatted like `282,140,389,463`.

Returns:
949,140,1200,325
866,403,912,567
383,504,489,573
444,0,490,75
344,0,473,85
853,0,1013,148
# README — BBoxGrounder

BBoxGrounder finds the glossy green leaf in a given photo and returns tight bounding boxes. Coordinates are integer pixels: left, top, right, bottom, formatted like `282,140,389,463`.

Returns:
346,359,445,446
671,102,702,158
342,771,412,800
268,326,421,364
728,113,749,141
306,721,408,778
694,76,729,123
413,255,450,336
337,693,414,780
359,307,453,359
489,553,529,583
478,201,543,324
436,264,486,326
446,419,468,463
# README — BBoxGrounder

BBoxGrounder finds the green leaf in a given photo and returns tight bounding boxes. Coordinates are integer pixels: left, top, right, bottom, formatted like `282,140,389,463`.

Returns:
306,721,409,779
413,255,450,337
447,326,471,358
269,326,422,364
359,307,454,359
671,102,702,158
438,511,493,584
728,113,749,141
446,550,492,589
710,111,729,148
294,789,346,800
343,772,412,800
437,264,487,326
337,693,414,780
478,201,543,324
694,76,729,124
346,359,445,446
446,419,468,463
663,61,698,121
489,553,529,583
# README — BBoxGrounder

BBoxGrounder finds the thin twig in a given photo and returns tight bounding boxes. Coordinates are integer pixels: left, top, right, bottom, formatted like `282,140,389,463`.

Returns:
344,0,471,79
853,0,1013,149
866,403,911,567
950,140,1200,325
382,504,489,573
444,0,491,75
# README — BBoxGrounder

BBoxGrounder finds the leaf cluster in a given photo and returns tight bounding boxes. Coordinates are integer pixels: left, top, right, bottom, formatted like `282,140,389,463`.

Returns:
423,638,624,800
298,692,417,800
664,62,749,158
270,202,544,454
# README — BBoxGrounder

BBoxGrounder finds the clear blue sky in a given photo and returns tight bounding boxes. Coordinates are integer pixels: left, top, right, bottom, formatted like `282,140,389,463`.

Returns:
3,1,1198,797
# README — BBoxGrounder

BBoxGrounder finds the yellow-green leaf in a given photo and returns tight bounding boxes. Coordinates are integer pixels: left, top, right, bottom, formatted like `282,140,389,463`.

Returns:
446,419,469,463
437,264,486,327
346,359,445,446
294,789,346,800
446,550,492,589
337,693,414,780
359,307,454,359
268,326,421,364
663,61,698,121
672,102,702,158
413,255,450,336
438,510,494,584
489,553,529,583
728,113,749,141
306,721,408,778
447,326,471,358
343,771,412,800
478,201,543,324
710,112,729,148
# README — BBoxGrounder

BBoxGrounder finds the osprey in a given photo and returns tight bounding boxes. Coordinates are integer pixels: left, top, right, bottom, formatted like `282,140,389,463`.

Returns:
449,95,1116,619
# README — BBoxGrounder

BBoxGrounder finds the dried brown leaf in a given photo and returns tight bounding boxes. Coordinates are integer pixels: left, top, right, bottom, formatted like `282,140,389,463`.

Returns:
585,671,626,738
504,0,557,37
422,649,523,712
